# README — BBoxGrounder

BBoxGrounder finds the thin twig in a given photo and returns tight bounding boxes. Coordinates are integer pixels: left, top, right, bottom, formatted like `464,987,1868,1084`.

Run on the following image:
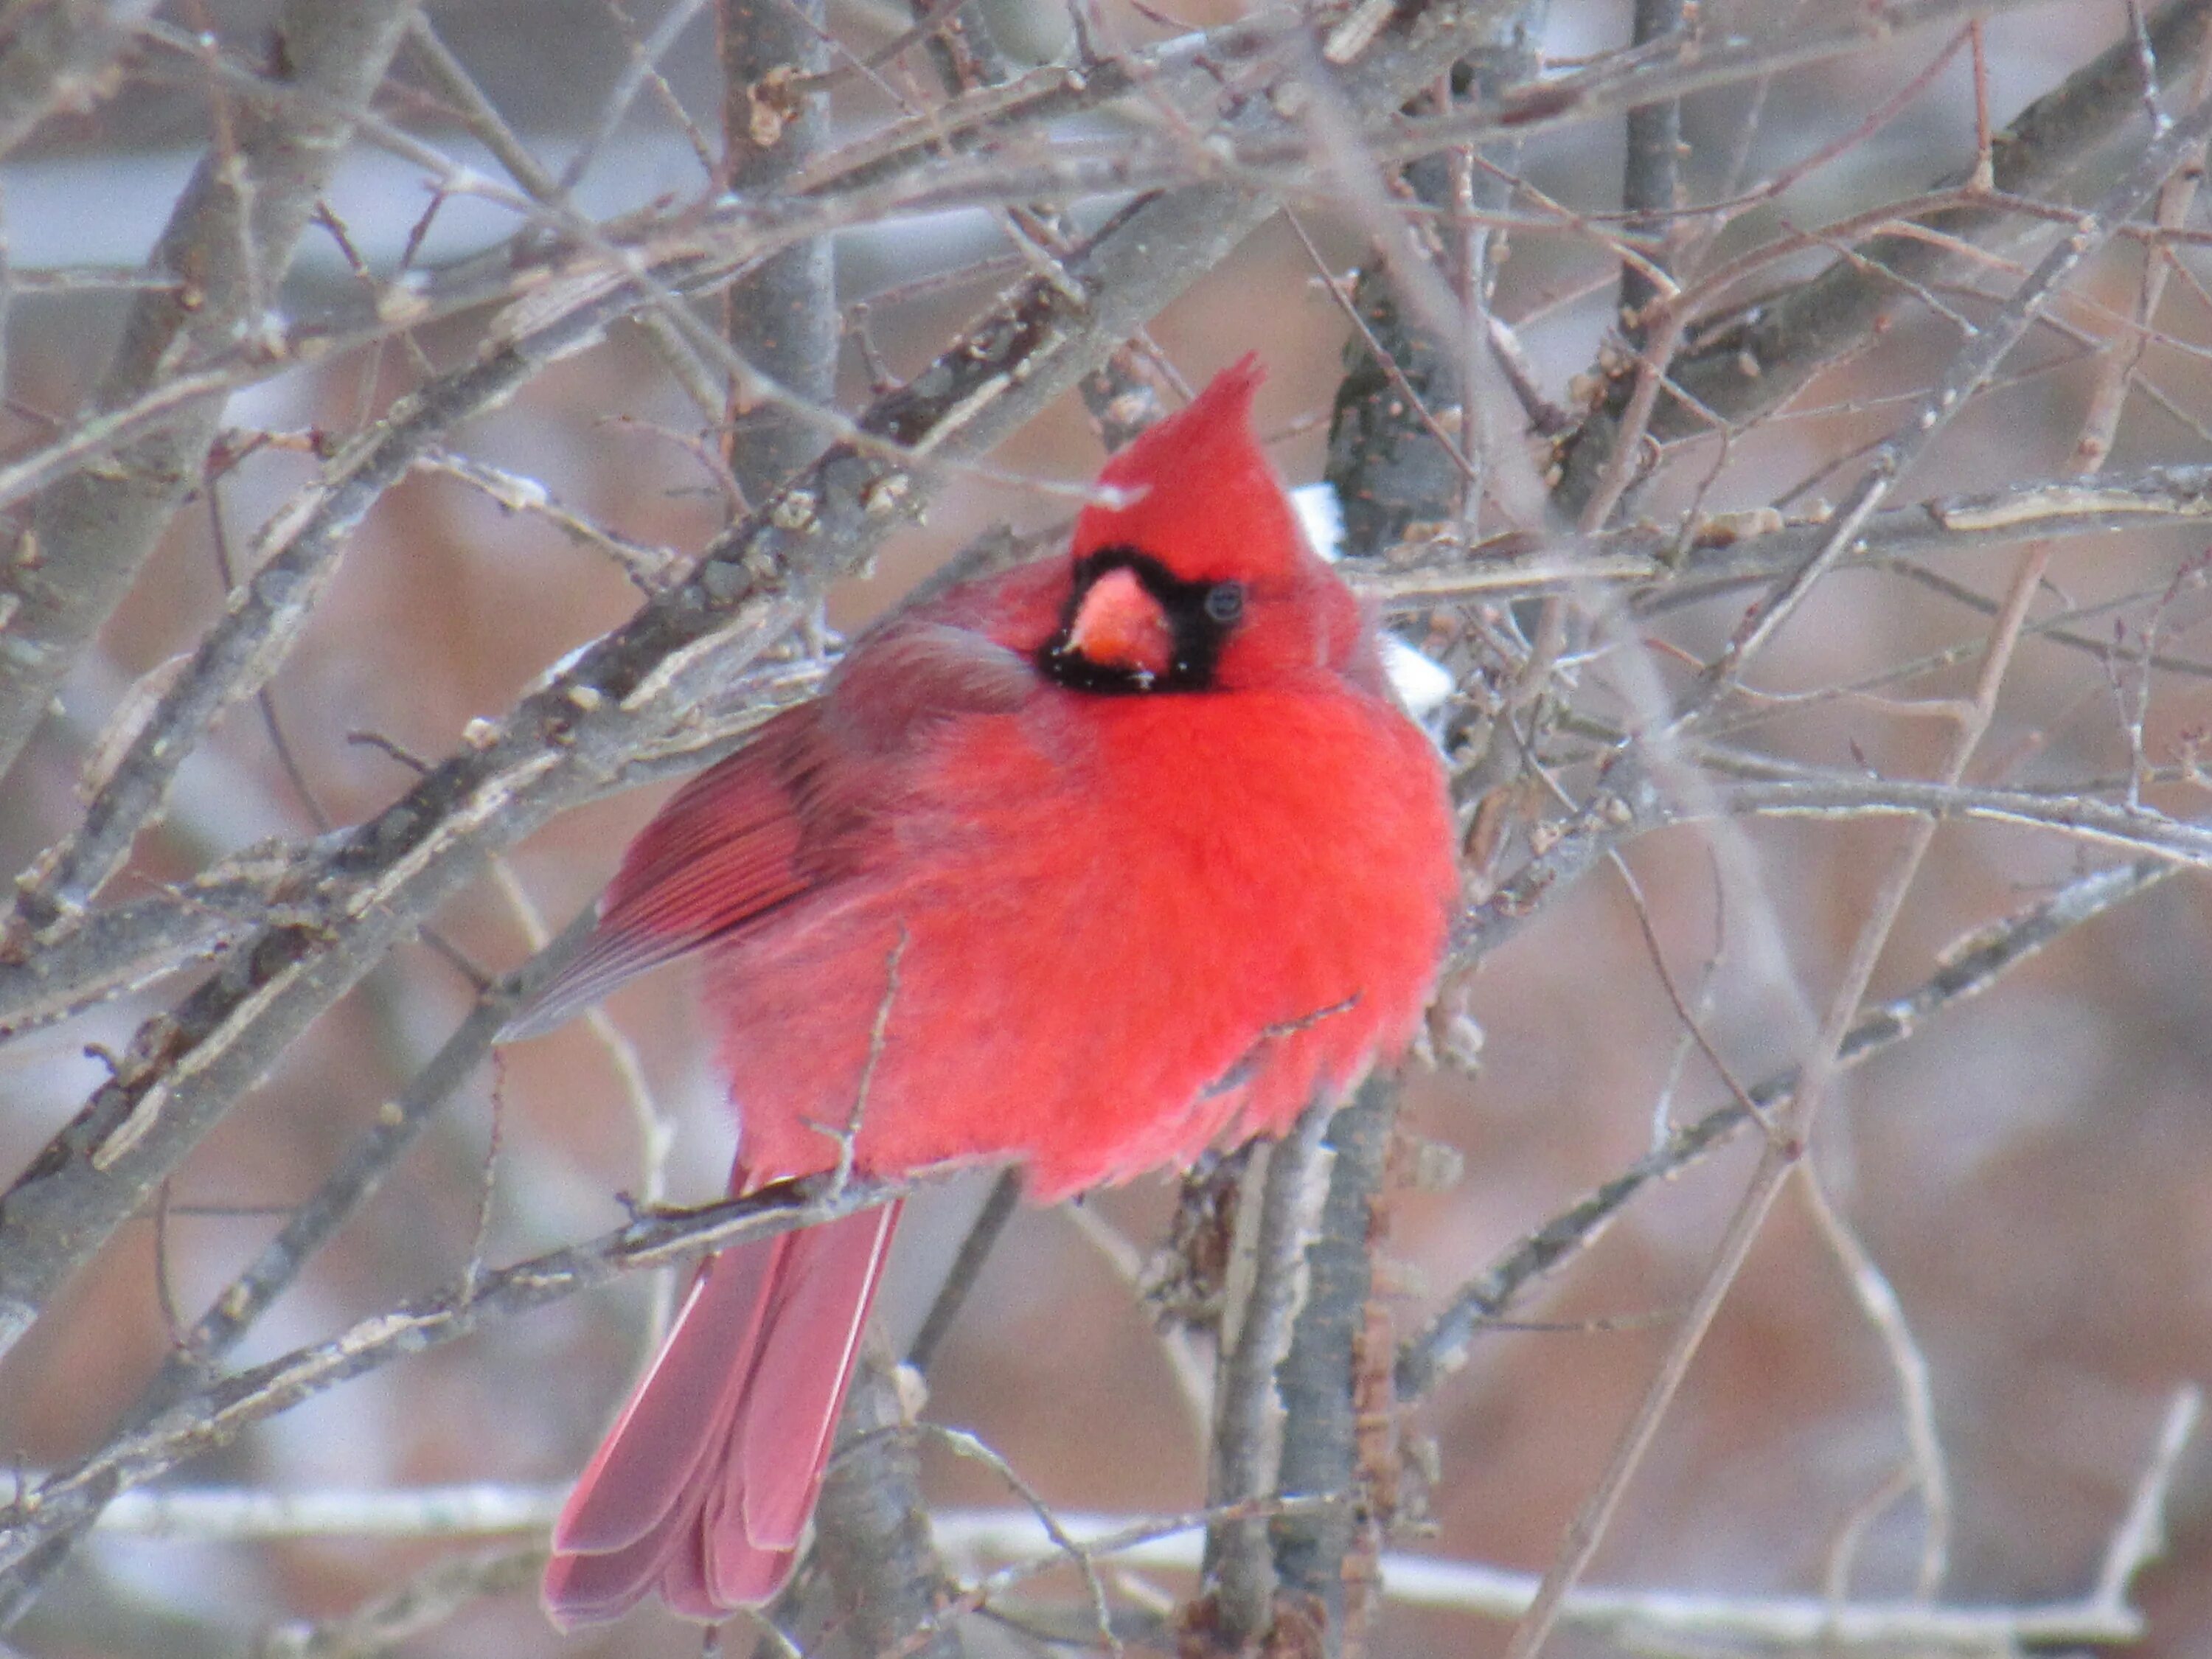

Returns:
1402,853,2177,1395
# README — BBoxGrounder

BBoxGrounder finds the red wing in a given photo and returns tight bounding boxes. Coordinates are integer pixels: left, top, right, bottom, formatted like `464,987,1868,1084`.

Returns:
503,622,1036,1040
501,706,825,1040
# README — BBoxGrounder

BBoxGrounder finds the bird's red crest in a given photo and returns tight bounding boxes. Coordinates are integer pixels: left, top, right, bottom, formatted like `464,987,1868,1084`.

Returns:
1071,356,1315,586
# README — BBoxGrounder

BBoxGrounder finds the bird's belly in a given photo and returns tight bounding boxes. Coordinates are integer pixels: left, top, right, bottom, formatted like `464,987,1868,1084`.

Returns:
707,874,1279,1198
709,716,1448,1200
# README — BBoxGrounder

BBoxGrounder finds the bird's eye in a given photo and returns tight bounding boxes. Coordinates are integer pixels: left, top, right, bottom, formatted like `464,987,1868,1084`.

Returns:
1204,582,1246,625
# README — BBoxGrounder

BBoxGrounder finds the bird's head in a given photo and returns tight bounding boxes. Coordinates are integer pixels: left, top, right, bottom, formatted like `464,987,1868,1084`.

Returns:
1040,358,1369,696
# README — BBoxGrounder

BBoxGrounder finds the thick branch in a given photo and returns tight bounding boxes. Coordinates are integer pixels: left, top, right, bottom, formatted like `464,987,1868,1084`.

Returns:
1269,1076,1400,1646
0,0,159,160
809,1353,964,1659
0,1176,916,1593
1553,0,2212,515
0,0,420,782
1205,1103,1335,1644
720,0,839,504
1615,0,1684,349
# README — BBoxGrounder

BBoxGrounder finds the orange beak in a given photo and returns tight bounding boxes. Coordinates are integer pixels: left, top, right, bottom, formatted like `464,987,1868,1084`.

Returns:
1063,566,1175,683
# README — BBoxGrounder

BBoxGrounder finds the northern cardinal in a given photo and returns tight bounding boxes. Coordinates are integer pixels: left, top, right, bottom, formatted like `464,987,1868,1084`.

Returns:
516,359,1458,1625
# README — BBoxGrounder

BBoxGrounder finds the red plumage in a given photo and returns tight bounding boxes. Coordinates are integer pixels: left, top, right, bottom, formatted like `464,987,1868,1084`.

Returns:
521,358,1459,1626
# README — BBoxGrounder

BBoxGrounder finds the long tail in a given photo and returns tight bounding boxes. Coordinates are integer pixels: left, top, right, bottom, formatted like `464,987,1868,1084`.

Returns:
543,1201,902,1627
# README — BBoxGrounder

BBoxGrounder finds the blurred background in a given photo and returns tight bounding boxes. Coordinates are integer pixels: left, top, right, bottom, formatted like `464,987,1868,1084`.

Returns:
3,0,2212,1655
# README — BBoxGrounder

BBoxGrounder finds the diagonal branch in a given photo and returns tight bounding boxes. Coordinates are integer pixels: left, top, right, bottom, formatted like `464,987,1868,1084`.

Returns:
1399,852,2178,1398
0,0,422,784
0,0,161,161
1551,0,2212,517
0,1173,919,1599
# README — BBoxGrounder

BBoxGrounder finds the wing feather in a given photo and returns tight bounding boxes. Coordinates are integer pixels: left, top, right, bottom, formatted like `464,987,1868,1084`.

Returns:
502,621,1036,1040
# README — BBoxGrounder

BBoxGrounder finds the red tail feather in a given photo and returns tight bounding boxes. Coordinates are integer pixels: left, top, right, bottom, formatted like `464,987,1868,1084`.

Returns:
543,1203,902,1627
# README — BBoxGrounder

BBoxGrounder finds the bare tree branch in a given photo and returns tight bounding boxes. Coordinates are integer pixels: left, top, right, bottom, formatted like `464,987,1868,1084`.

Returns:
1552,0,2212,516
808,1352,964,1659
1204,1100,1335,1644
720,0,838,504
1402,852,2179,1397
1269,1075,1401,1649
0,0,161,161
0,1172,917,1597
0,0,422,782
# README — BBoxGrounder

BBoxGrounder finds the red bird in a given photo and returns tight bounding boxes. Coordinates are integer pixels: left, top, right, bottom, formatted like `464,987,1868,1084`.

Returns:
517,359,1458,1625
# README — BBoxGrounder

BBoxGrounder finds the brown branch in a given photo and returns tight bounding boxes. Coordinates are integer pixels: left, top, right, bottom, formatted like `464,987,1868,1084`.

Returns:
0,1,2087,539
0,0,420,783
0,912,593,1619
1400,851,2179,1396
1,300,614,946
1203,1100,1335,1645
1615,0,1686,352
1678,83,2212,726
0,0,160,161
1269,1074,1402,1650
1694,776,2212,862
807,1352,965,1659
1365,466,2212,608
0,1172,920,1600
1554,0,2212,515
1509,180,2211,1634
720,0,839,506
